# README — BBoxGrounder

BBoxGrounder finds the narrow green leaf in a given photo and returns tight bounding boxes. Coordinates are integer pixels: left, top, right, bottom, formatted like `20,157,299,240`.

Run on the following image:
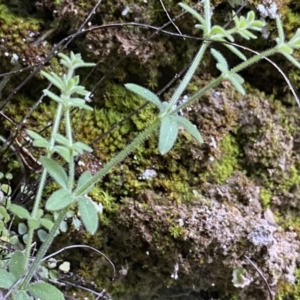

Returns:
279,52,300,68
73,142,93,154
195,24,205,31
276,16,285,45
233,13,239,28
9,250,26,279
239,16,247,28
69,85,89,95
179,2,206,27
54,133,69,146
232,73,244,84
33,139,50,148
210,25,234,42
27,130,49,148
159,115,179,155
53,146,71,163
58,52,72,65
0,269,16,289
216,63,228,73
246,10,255,23
46,189,74,211
65,76,77,91
224,44,247,61
250,20,265,31
174,116,204,143
227,73,245,95
27,282,64,300
75,171,94,195
211,49,228,71
40,218,54,231
237,29,257,40
289,28,300,48
68,98,93,110
41,71,64,90
9,204,30,219
277,43,293,55
43,90,63,103
125,83,162,109
77,196,99,234
40,157,68,190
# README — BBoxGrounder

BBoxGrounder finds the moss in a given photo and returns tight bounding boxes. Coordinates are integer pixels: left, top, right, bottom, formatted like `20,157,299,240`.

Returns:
260,188,272,209
277,267,300,300
88,186,119,225
0,0,50,66
203,134,240,184
168,224,186,238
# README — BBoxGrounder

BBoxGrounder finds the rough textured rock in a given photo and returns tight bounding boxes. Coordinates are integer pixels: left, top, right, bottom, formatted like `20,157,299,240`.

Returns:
0,0,300,299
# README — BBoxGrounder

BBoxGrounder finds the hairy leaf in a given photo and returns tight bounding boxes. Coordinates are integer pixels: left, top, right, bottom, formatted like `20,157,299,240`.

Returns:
40,157,68,190
43,89,63,104
73,141,93,154
40,218,54,231
211,49,229,71
159,115,179,155
227,73,245,95
41,71,64,90
54,134,69,146
75,171,94,195
15,290,34,300
46,189,74,211
224,44,247,61
174,116,203,143
27,130,49,148
0,269,16,289
9,204,30,219
179,2,206,27
77,196,99,234
9,250,26,279
125,83,162,109
27,282,64,300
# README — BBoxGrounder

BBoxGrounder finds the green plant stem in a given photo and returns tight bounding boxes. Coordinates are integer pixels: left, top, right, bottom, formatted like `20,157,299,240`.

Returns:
173,47,278,115
75,119,161,196
65,109,75,190
167,0,212,111
167,42,209,111
20,206,68,288
204,0,211,34
20,118,160,288
23,103,64,271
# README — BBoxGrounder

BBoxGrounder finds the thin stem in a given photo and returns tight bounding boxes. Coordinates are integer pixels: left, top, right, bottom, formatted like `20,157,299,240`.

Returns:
173,75,224,115
173,47,278,115
20,207,68,288
65,108,75,190
23,103,64,269
204,0,211,34
168,42,209,110
21,118,160,288
75,119,160,196
229,48,276,75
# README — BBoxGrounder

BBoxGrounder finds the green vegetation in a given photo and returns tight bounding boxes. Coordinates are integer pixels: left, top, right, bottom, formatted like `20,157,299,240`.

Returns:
0,0,300,299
